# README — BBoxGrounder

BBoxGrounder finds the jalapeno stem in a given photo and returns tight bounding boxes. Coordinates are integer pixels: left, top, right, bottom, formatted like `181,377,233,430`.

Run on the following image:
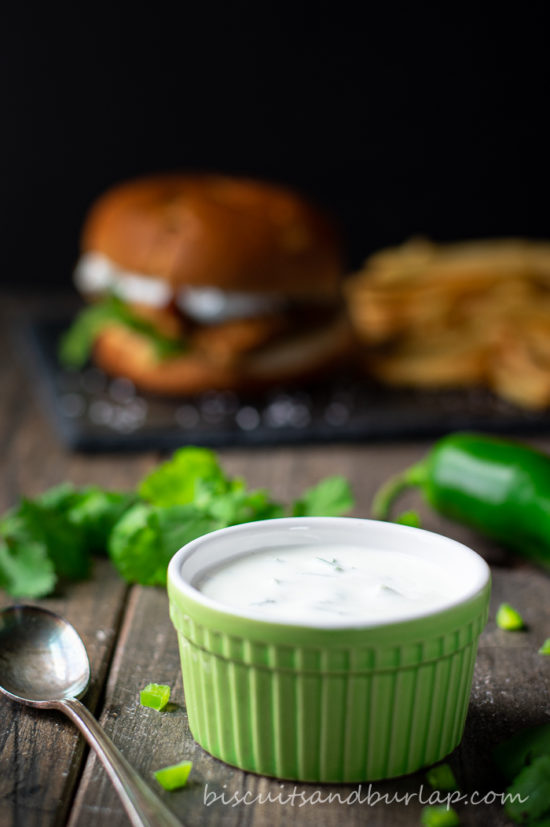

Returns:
372,461,427,520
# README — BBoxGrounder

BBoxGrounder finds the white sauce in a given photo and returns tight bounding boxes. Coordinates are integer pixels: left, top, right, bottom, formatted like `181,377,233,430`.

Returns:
176,287,283,324
196,544,460,624
74,252,171,307
74,252,283,321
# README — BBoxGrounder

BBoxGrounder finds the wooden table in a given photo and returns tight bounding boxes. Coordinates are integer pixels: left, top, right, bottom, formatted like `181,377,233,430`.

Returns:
1,294,549,826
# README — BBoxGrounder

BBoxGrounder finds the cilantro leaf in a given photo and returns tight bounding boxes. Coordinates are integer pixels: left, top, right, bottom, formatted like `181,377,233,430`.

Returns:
291,475,354,517
505,754,550,823
395,510,422,528
206,483,285,525
0,483,136,598
108,503,222,586
494,723,550,782
10,499,90,580
65,487,137,553
59,295,186,369
23,482,135,554
0,537,57,598
35,482,78,509
139,447,228,507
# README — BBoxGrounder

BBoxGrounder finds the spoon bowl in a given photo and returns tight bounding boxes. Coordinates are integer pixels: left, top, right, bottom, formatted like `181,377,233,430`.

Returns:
0,605,90,704
0,604,181,827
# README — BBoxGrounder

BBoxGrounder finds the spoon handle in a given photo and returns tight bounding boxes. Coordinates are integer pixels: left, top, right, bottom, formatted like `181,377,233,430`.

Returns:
58,698,183,827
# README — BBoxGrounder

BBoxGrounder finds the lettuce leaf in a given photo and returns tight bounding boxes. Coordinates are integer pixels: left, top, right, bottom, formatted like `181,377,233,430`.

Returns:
58,295,186,368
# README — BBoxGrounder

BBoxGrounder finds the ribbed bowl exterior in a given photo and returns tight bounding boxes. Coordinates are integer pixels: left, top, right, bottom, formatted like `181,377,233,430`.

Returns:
169,598,489,782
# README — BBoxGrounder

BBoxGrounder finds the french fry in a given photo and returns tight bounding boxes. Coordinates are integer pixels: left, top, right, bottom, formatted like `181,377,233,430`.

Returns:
366,326,490,387
346,238,550,409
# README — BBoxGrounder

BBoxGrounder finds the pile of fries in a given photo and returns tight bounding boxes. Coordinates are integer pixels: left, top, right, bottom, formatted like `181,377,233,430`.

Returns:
345,237,550,409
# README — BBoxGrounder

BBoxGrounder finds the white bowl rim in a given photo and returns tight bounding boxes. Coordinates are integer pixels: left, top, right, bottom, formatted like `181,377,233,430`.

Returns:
167,516,491,630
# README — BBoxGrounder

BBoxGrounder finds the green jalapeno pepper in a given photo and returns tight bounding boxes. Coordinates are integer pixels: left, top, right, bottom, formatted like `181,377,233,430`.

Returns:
372,432,550,568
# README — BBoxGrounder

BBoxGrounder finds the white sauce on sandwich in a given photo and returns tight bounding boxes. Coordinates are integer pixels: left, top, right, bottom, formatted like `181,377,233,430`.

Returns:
176,287,284,323
74,252,171,307
196,544,459,624
74,252,284,322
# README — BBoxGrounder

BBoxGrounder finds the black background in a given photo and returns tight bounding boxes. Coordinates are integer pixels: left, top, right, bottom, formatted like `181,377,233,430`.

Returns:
2,3,550,287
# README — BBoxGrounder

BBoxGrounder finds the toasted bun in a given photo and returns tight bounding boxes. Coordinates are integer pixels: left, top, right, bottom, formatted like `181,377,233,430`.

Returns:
82,174,343,297
93,315,352,395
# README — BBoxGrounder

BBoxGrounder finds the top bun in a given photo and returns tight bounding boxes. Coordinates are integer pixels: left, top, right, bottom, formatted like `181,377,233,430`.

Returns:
81,174,343,297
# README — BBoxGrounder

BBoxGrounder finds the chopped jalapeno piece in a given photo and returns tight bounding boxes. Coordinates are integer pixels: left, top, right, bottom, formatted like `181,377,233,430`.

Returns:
539,638,550,655
154,760,192,790
420,805,460,827
425,763,458,791
496,603,525,631
140,683,171,711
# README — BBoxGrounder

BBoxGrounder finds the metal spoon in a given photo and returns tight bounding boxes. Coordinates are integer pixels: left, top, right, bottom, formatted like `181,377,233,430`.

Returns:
0,604,182,827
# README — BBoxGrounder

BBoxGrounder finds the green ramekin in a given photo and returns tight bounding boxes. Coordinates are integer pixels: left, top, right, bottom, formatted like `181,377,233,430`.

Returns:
167,517,490,782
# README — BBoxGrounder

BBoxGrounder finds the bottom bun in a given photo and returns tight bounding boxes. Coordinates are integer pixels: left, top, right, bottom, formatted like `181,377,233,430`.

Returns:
93,316,352,395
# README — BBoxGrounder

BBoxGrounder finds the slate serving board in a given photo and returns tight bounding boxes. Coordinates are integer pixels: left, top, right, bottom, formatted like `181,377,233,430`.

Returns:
19,317,550,451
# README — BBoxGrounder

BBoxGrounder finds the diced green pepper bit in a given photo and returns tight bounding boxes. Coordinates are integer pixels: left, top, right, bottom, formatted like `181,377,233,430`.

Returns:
140,683,171,711
425,763,459,791
420,804,460,827
496,603,525,631
154,760,192,791
539,638,550,655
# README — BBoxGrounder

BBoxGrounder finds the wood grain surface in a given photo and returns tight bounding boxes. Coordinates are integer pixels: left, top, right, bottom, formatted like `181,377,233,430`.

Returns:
1,293,550,826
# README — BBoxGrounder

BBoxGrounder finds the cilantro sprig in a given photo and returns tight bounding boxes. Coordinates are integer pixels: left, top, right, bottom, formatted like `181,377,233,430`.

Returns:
0,447,354,598
0,484,135,598
494,723,550,824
